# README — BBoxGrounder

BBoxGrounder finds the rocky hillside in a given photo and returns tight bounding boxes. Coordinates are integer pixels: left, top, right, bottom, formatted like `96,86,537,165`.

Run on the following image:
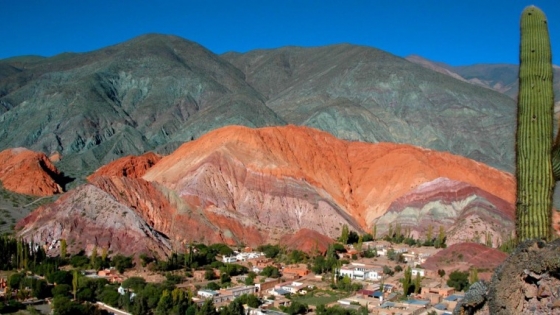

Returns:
0,34,285,178
223,45,516,171
16,125,516,256
406,55,560,106
1,35,517,181
0,148,65,196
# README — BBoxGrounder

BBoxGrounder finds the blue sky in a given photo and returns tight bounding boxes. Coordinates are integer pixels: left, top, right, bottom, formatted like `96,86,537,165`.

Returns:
1,0,559,66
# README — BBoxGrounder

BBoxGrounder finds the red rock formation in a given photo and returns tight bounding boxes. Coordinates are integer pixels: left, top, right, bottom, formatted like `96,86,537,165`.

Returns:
144,125,514,239
16,183,171,257
279,228,334,254
87,152,161,182
18,125,517,256
378,177,514,246
0,148,63,196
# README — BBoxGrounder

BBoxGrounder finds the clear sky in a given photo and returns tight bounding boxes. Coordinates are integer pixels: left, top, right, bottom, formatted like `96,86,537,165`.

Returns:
1,0,559,66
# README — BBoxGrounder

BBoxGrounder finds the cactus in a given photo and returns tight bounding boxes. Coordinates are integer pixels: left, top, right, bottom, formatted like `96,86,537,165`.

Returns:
516,6,555,241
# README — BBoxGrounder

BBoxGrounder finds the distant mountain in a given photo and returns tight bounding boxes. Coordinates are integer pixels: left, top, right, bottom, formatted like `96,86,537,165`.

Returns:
17,125,516,256
0,34,285,179
223,45,516,171
406,55,560,105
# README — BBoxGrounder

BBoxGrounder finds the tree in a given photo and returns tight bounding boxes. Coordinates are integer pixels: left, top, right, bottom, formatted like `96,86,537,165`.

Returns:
90,246,98,269
340,224,349,244
372,224,377,240
204,268,217,280
72,270,78,301
469,268,479,284
402,267,412,297
382,265,394,277
447,270,470,292
435,226,446,248
60,239,67,259
261,266,280,278
437,269,445,278
413,273,421,294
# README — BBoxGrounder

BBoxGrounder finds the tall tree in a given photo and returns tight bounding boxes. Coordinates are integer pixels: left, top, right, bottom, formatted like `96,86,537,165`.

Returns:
340,224,349,244
60,239,67,259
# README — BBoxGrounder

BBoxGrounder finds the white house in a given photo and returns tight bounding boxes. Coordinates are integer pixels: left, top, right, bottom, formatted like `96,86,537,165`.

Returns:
222,256,238,263
411,268,425,277
198,290,219,299
339,263,383,281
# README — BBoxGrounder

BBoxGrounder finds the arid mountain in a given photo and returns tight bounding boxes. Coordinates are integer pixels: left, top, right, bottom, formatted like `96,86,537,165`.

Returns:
223,45,516,171
17,125,516,256
0,148,65,196
406,55,560,106
1,35,518,182
0,34,285,178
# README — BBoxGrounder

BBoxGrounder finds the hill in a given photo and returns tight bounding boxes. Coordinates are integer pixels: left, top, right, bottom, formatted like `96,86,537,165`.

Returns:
17,125,516,256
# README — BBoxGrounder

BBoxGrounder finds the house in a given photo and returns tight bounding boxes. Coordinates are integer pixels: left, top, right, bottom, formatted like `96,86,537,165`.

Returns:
339,262,383,281
198,289,219,299
411,268,425,277
254,278,282,294
97,268,123,283
222,256,238,263
282,265,309,278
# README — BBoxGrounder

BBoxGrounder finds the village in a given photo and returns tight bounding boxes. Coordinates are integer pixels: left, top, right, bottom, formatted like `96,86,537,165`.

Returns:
0,237,478,315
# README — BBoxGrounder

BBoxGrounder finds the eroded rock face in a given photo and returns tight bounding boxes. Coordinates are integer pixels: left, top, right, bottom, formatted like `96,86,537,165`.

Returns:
16,184,171,257
279,228,335,254
377,177,514,246
18,125,517,255
0,148,64,196
87,152,161,181
145,125,515,241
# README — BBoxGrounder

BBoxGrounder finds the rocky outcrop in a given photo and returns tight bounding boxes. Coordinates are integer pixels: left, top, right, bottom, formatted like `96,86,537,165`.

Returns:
488,239,560,314
377,177,514,246
0,148,64,196
87,152,162,181
16,183,171,257
279,229,334,254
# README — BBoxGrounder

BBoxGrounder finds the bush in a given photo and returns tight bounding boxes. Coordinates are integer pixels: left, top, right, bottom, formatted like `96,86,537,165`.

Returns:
447,270,470,291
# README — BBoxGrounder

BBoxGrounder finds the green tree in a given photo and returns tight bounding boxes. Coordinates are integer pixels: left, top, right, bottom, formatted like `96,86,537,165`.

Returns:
60,239,67,259
469,268,479,284
447,270,470,292
340,224,349,244
402,267,412,297
413,273,421,294
90,245,98,269
72,270,78,301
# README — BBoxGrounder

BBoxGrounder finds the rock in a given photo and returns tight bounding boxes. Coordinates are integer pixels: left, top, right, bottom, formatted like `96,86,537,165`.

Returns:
0,147,64,196
487,239,560,314
87,152,161,181
279,229,335,254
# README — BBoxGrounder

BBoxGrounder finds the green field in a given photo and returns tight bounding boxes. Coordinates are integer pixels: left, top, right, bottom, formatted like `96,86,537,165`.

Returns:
291,290,351,306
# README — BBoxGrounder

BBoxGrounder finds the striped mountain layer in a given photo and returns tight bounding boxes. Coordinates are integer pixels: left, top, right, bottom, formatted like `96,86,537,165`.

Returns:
16,125,516,256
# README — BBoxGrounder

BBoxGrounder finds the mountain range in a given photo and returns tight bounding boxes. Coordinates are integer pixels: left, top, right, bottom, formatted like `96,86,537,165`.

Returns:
0,33,550,256
0,34,521,181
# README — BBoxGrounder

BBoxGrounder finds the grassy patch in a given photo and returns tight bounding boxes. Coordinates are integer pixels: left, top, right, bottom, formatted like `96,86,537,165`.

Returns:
291,289,351,306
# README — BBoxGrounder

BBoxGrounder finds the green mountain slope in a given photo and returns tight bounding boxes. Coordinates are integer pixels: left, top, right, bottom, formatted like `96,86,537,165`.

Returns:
0,34,285,178
223,45,516,171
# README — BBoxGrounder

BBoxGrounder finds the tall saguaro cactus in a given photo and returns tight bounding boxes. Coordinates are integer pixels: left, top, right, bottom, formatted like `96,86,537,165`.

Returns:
516,5,555,241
